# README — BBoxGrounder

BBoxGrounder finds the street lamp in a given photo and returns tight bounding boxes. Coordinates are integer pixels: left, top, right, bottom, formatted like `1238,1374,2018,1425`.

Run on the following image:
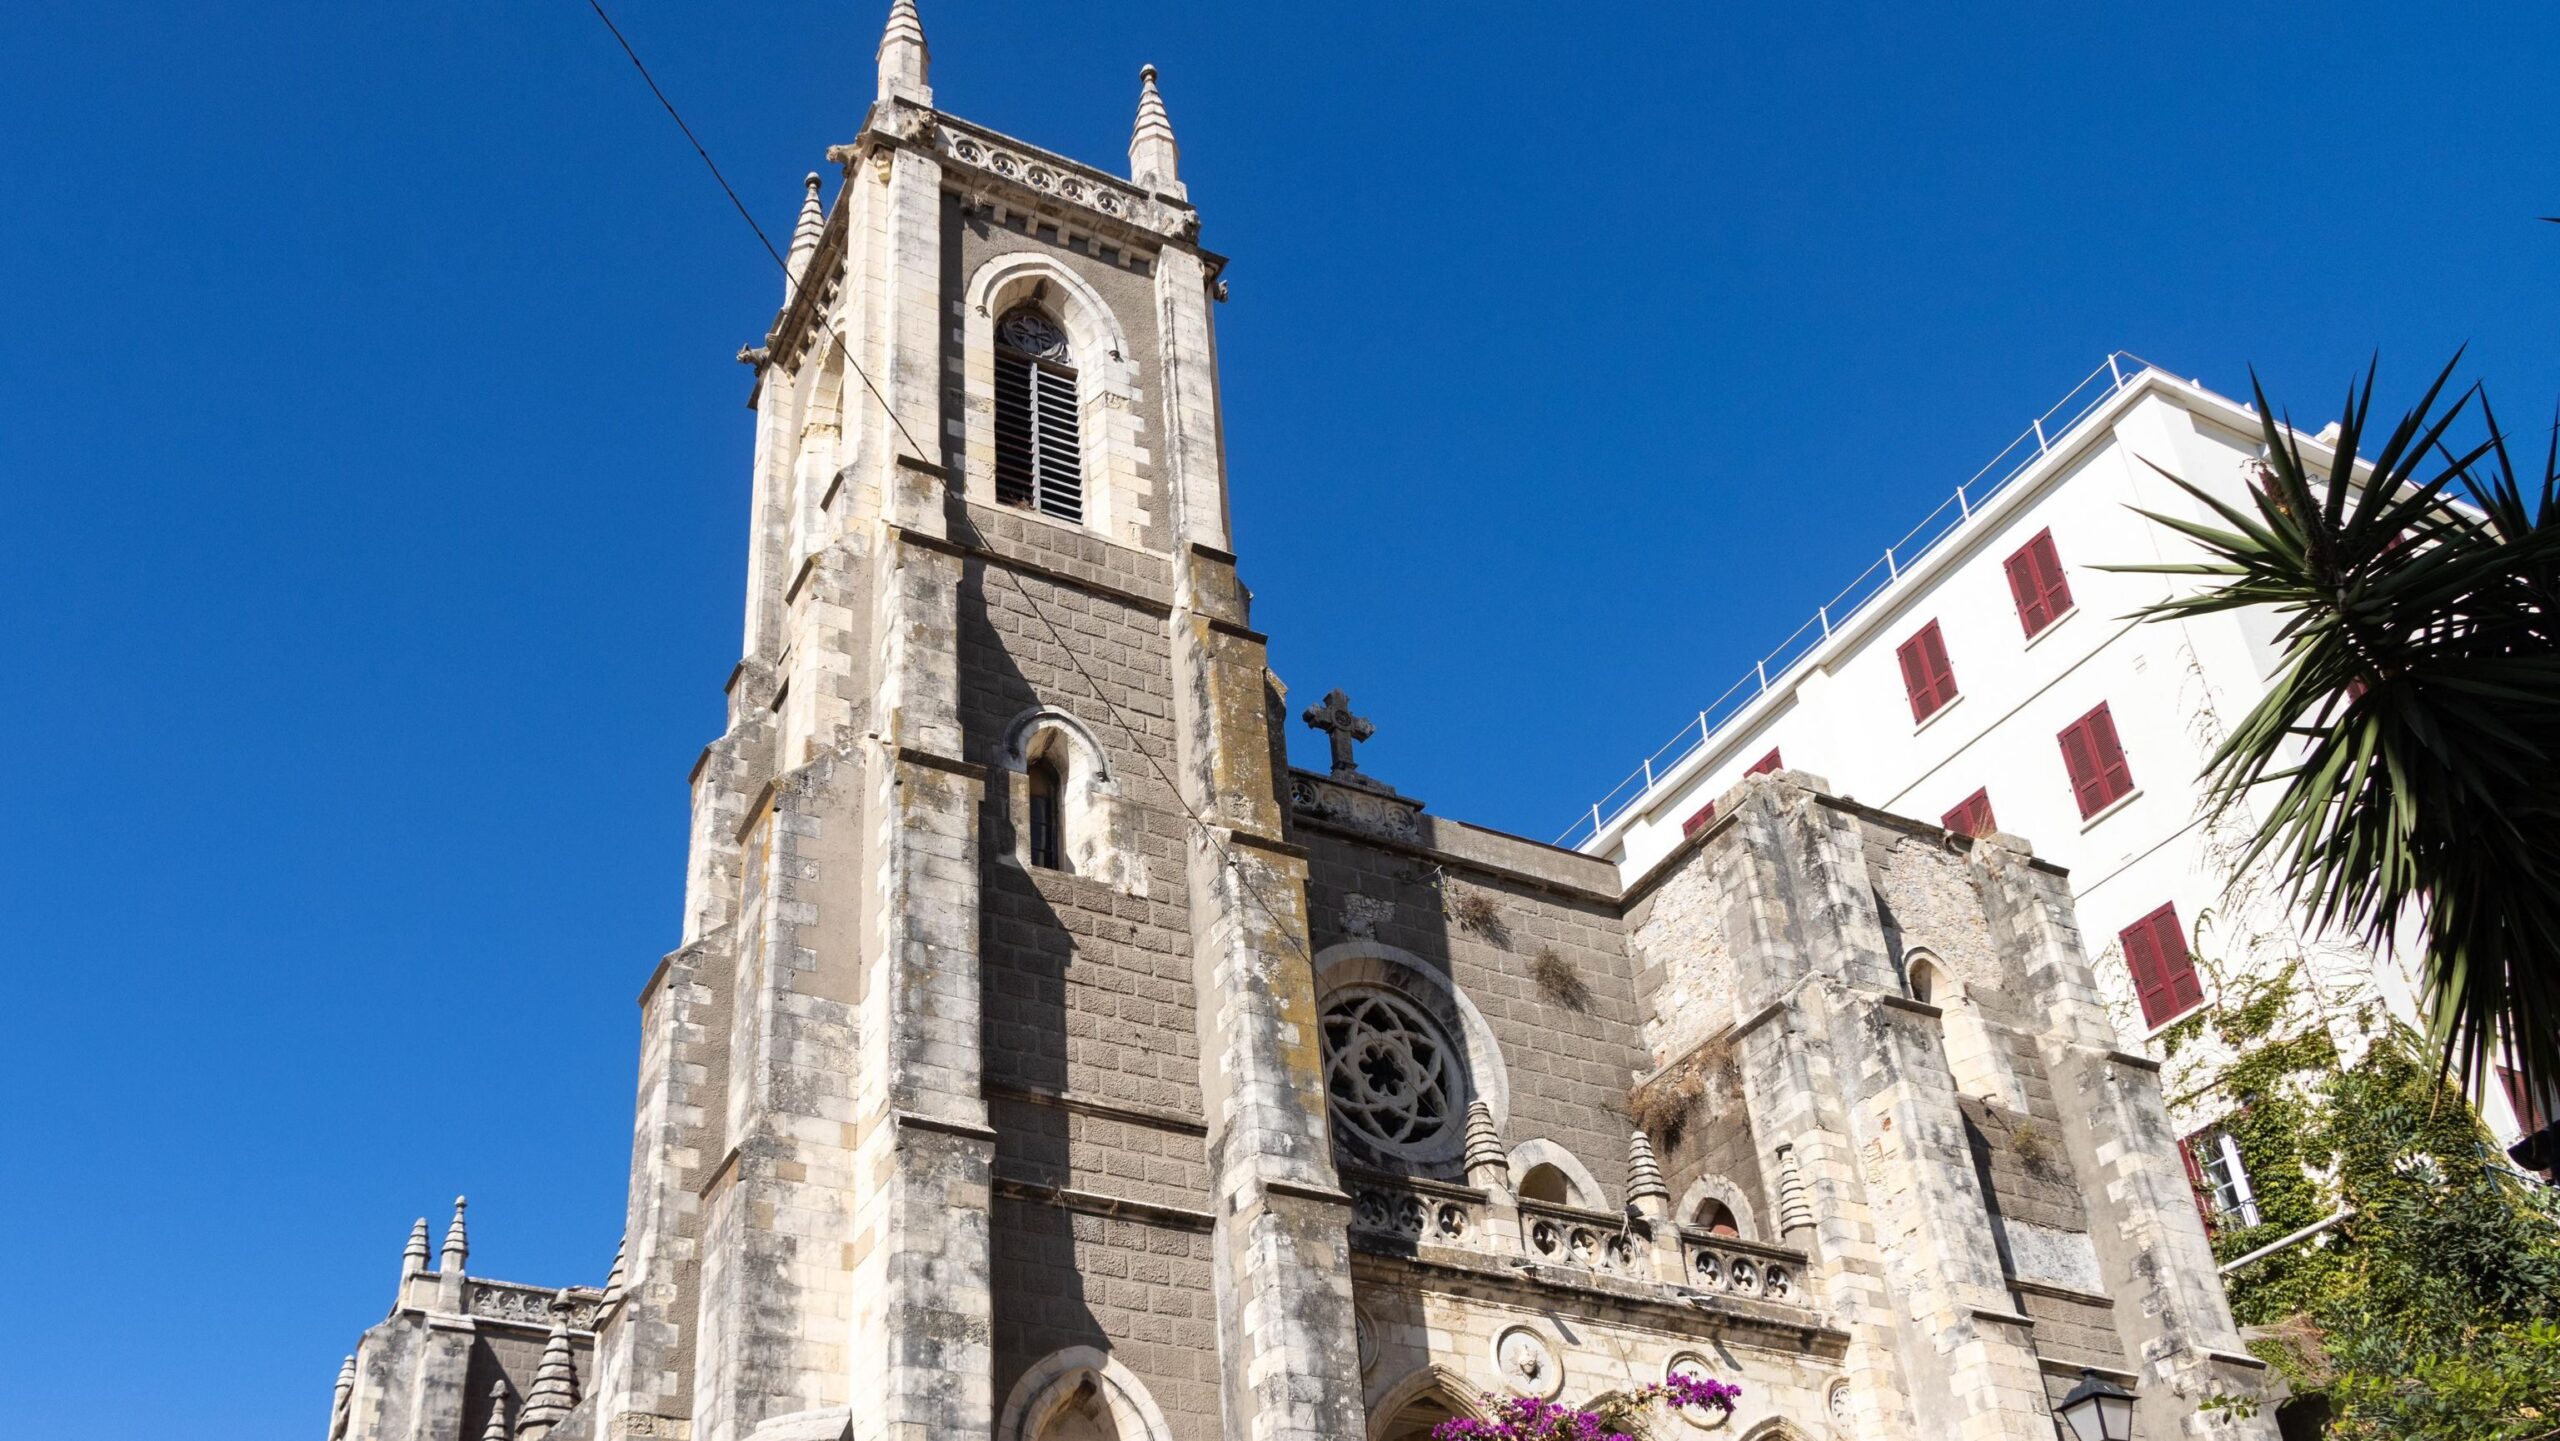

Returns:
2055,1370,2136,1441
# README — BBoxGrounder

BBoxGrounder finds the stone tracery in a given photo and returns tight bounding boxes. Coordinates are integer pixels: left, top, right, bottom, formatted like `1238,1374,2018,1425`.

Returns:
1324,986,1459,1162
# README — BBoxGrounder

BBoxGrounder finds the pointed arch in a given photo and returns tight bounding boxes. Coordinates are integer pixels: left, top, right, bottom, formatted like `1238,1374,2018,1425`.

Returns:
1001,705,1117,784
1674,1174,1760,1240
997,706,1142,892
961,254,1146,540
998,1348,1176,1441
1737,1420,1814,1441
1505,1138,1605,1211
1366,1364,1489,1441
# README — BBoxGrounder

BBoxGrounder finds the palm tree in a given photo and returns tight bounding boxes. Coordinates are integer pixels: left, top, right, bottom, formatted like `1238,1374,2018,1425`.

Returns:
2120,360,2560,1111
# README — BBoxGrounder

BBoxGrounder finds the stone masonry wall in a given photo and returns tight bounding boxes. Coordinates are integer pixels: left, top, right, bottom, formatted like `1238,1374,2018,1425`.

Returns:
989,1197,1223,1440
958,533,1226,1428
1301,817,1649,1204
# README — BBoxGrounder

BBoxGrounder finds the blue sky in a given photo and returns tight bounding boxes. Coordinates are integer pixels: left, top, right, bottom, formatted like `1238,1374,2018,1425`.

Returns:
1,2,2553,1435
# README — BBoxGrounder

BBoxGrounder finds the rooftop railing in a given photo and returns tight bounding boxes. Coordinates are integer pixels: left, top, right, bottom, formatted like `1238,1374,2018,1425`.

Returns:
1556,351,2168,852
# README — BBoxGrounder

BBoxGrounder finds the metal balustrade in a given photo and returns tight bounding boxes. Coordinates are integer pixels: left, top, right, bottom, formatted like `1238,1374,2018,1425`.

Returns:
1557,351,2170,851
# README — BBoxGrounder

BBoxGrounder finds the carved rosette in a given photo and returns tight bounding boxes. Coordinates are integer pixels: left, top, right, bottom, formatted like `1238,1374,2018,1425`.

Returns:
464,1282,600,1330
1493,1325,1564,1399
934,125,1195,239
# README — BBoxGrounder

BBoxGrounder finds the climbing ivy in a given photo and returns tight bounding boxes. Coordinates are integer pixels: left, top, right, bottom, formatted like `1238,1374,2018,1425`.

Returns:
2191,971,2560,1437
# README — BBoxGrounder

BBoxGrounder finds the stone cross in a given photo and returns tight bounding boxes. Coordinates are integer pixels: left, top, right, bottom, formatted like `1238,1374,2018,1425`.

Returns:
1302,688,1374,778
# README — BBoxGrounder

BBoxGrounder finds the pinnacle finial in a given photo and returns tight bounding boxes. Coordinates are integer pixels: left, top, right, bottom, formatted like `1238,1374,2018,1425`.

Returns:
1627,1130,1670,1206
479,1382,512,1441
403,1216,432,1275
1128,63,1183,198
785,172,827,302
1462,1101,1507,1176
601,1237,628,1307
440,1196,469,1274
517,1295,583,1437
1775,1145,1817,1233
876,0,930,105
331,1355,358,1441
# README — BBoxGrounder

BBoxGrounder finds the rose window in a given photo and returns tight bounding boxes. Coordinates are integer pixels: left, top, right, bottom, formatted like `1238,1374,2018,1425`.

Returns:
1321,987,1460,1162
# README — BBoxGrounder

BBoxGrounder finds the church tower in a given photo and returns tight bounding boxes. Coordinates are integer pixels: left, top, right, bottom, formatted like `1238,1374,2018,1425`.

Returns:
596,8,1365,1441
319,7,2286,1439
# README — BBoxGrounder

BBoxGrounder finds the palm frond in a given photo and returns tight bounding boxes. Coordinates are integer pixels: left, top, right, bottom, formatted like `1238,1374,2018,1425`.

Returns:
2110,358,2560,1110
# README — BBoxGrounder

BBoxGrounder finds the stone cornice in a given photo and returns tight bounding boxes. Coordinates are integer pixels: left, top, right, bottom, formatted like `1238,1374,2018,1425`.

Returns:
927,113,1201,247
993,1175,1215,1233
985,1080,1208,1138
1348,1248,1852,1358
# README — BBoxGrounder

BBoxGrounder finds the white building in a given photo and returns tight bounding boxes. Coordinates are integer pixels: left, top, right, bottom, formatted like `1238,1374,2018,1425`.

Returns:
1567,354,2539,1147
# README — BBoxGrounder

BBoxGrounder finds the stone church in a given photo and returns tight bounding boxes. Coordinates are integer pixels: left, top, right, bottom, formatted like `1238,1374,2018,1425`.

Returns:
321,6,2280,1439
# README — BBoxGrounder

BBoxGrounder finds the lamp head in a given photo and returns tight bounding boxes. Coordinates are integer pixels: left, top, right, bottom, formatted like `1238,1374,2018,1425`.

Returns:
2056,1370,2136,1441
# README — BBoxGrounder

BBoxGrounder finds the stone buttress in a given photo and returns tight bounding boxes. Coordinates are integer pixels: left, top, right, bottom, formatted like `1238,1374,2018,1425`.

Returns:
316,8,2284,1440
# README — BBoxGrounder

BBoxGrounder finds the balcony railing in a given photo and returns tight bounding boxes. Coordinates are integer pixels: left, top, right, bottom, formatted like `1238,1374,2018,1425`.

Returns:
1556,351,2169,851
1342,1168,1810,1308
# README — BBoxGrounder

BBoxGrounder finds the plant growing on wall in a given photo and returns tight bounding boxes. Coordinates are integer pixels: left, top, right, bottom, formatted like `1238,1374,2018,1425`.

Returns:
2180,969,2560,1438
1432,1375,1740,1441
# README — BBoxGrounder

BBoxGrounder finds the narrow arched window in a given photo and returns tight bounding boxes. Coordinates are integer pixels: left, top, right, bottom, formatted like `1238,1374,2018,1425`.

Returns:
1692,1198,1741,1237
1027,756,1065,871
993,305,1083,523
1907,958,1939,1006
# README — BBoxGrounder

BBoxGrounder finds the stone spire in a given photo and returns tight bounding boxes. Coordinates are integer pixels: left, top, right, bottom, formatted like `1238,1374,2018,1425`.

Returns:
1128,64,1183,199
1774,1145,1817,1234
1627,1130,1671,1208
478,1382,512,1441
329,1355,357,1441
600,1237,627,1308
440,1196,470,1274
1462,1101,1506,1176
402,1216,431,1275
516,1295,582,1438
784,173,825,303
875,0,930,105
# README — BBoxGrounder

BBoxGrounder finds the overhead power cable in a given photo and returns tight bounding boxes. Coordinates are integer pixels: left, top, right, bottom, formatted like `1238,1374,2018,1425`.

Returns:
582,1,1324,975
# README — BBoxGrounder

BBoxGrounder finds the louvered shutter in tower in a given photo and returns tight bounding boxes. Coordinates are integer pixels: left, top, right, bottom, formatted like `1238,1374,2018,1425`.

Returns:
992,306,1084,523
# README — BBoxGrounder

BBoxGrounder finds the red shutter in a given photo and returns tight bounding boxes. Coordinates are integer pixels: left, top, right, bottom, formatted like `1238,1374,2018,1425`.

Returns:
2177,1135,2218,1233
1897,621,1959,722
1747,748,1783,777
2121,904,2200,1028
1942,788,1995,837
2004,529,2074,638
1680,801,1716,837
2502,1066,2549,1132
2060,702,2135,817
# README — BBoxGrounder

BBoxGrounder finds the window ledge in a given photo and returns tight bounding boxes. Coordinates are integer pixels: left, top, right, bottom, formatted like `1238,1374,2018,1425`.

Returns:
2139,999,2208,1044
1913,691,1967,735
2021,605,2081,652
2078,787,2143,832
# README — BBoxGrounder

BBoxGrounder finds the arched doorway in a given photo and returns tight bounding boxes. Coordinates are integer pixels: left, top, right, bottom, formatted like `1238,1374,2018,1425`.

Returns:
1369,1367,1486,1441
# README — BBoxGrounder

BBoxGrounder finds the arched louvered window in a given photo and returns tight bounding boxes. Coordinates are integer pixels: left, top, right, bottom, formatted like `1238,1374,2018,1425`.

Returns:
993,305,1084,523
